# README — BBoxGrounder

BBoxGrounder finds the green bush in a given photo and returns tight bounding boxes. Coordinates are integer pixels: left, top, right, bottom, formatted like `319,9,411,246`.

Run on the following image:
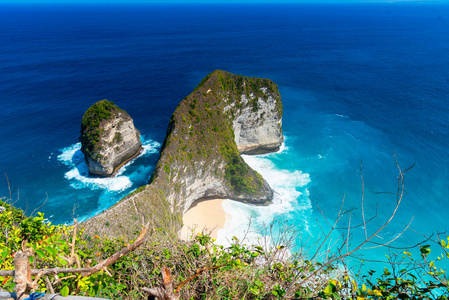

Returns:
1,198,449,299
79,100,123,155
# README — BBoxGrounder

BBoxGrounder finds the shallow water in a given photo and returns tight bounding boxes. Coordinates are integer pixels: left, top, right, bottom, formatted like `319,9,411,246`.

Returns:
1,3,448,267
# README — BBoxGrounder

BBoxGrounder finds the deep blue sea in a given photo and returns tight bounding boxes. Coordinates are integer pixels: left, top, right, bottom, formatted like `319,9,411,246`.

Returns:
1,3,449,268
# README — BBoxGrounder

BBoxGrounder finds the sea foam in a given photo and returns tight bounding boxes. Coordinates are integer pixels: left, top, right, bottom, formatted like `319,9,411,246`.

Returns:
215,140,312,247
57,138,160,193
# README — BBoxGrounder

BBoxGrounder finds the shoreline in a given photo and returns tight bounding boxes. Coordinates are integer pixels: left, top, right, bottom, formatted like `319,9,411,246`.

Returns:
180,199,226,240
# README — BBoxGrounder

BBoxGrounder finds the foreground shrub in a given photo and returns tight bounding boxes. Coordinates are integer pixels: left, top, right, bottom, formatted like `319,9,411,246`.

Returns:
1,193,449,299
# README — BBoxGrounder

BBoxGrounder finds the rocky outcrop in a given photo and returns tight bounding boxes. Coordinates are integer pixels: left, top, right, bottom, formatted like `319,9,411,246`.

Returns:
80,100,142,177
84,71,283,238
234,89,283,154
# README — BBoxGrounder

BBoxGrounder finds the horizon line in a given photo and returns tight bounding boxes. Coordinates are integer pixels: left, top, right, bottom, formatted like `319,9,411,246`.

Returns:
0,0,447,4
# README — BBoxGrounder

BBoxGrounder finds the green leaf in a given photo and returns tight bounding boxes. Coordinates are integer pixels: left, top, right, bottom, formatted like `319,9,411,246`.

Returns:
44,246,55,256
57,256,68,266
420,245,431,255
89,285,99,297
60,286,69,297
324,283,336,295
254,279,263,287
332,292,341,299
35,249,45,259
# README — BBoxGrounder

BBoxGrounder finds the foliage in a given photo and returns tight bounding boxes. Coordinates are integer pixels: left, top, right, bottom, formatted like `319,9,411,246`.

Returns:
79,99,124,156
351,242,449,299
88,70,282,239
1,198,449,299
221,144,264,195
154,70,279,198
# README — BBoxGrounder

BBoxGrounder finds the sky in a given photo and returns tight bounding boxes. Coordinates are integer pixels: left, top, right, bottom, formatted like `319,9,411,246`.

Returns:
0,0,446,4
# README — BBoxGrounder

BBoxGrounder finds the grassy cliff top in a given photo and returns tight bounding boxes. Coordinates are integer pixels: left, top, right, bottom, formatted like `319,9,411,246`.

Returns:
152,69,282,197
85,70,282,239
79,100,125,156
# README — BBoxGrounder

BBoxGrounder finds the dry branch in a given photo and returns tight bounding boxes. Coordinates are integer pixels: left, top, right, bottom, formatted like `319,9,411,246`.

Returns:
143,266,179,300
13,252,30,300
81,222,149,277
174,264,224,293
285,157,414,297
142,264,225,300
1,223,149,299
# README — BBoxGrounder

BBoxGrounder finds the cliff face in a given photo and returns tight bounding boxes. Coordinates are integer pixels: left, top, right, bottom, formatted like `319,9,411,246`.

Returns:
80,100,142,177
150,70,283,212
234,89,283,154
84,71,283,238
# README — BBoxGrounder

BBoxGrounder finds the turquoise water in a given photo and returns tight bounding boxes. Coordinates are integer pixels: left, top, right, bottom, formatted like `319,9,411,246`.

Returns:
1,3,449,269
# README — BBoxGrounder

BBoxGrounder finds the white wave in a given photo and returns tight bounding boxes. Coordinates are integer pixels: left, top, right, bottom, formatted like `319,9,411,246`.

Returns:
140,138,161,156
242,154,310,189
276,141,288,154
334,114,349,119
64,166,132,191
215,146,312,247
57,138,160,192
58,143,84,166
215,199,265,246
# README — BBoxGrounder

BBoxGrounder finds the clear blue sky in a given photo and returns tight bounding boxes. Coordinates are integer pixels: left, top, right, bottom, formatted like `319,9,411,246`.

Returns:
0,0,446,3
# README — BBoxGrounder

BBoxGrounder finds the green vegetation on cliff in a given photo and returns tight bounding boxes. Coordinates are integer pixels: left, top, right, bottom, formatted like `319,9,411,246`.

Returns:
154,70,281,197
222,144,264,195
2,198,449,299
79,100,124,156
84,70,282,249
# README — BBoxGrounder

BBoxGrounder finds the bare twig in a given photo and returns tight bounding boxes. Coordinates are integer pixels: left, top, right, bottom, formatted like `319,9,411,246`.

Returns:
1,223,149,280
69,220,78,266
4,173,11,204
81,222,149,277
30,194,48,217
143,266,179,300
285,157,414,297
45,276,55,294
175,264,225,293
360,163,367,240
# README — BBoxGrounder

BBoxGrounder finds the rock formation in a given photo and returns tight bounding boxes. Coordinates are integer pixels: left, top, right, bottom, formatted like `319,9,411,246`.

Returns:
79,100,142,177
234,88,283,154
85,70,283,238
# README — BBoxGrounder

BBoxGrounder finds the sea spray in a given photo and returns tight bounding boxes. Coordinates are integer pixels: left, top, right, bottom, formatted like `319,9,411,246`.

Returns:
215,139,313,248
57,138,160,192
55,137,161,222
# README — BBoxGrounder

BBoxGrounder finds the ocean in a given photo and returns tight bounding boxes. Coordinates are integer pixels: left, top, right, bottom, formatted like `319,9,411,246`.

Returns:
1,2,449,269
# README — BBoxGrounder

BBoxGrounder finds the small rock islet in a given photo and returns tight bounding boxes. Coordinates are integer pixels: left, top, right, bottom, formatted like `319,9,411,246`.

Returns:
79,100,142,177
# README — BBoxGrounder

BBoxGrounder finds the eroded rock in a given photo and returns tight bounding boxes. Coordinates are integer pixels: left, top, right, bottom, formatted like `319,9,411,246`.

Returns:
84,71,284,238
80,100,142,177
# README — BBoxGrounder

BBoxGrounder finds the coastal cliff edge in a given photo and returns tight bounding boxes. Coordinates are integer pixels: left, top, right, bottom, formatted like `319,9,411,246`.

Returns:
84,70,283,238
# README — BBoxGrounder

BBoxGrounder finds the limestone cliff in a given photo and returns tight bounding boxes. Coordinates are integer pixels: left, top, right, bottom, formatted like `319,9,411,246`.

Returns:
234,88,283,154
80,100,142,177
84,71,283,238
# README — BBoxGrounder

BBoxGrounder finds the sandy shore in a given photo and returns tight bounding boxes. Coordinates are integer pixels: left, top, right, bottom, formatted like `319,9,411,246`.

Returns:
180,199,226,240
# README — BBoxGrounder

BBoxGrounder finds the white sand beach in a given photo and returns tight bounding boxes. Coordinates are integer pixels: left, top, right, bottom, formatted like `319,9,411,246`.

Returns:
180,199,226,240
